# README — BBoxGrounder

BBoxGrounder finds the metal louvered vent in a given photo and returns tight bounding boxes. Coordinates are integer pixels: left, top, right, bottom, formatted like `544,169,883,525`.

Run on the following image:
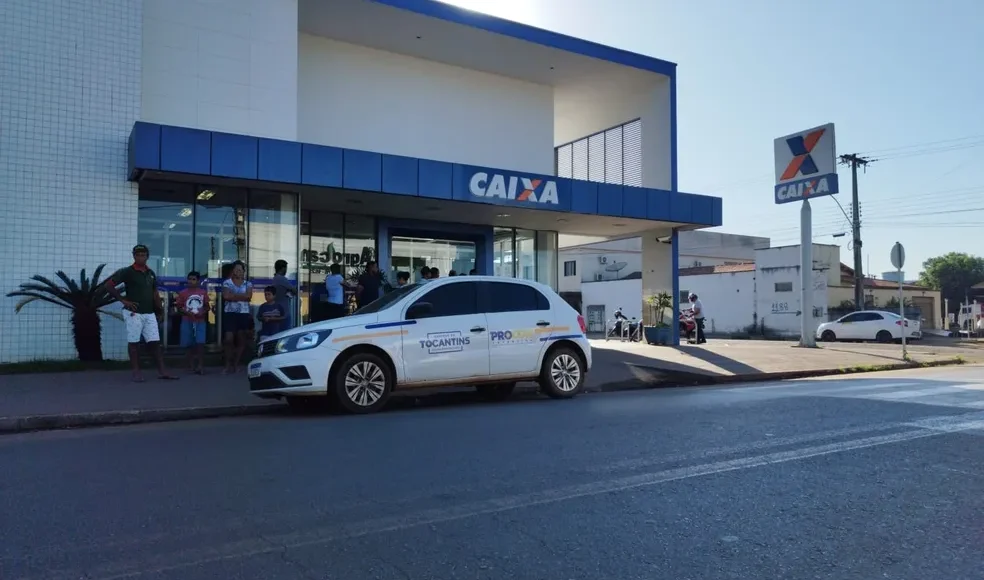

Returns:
554,118,642,186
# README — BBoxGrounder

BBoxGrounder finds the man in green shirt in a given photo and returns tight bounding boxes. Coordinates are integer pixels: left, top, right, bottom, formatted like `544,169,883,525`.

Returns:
106,245,177,382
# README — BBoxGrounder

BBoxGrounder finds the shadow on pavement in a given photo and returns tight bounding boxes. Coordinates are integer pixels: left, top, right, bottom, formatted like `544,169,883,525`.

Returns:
670,344,762,375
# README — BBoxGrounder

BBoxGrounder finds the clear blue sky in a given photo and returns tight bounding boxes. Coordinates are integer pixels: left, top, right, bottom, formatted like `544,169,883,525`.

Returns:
449,0,984,278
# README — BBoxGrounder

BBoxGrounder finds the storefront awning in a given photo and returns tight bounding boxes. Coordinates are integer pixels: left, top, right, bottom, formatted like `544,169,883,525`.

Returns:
128,122,722,230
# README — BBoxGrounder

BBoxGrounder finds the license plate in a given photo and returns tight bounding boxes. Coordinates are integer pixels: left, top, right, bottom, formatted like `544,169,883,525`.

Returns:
248,363,262,379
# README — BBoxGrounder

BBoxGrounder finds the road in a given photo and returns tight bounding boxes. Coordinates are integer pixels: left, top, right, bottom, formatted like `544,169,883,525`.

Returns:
2,366,984,579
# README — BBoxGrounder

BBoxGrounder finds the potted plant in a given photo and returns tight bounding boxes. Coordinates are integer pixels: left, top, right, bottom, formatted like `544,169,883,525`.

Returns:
643,291,674,345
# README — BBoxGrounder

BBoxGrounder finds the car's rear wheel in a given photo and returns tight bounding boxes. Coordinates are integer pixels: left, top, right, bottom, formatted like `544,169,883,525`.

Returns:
333,353,392,414
876,330,893,344
539,347,585,399
476,382,516,402
821,330,836,342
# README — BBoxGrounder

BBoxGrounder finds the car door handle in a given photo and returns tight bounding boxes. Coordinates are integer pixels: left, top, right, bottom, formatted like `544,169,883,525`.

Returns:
536,321,550,327
470,326,486,333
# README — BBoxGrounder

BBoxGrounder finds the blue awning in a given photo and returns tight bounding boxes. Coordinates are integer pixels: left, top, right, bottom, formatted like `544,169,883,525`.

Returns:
128,122,722,227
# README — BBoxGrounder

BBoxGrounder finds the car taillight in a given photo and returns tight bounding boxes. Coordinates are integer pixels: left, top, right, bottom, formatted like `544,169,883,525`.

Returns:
577,315,587,334
896,320,908,326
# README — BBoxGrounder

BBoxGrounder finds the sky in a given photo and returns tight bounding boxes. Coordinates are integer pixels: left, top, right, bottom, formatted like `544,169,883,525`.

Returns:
445,0,984,278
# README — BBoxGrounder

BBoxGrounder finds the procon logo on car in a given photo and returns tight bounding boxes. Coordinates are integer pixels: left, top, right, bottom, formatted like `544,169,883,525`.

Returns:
469,172,560,205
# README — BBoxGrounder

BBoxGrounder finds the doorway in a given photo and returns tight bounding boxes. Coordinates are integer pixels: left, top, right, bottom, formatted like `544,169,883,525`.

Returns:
391,236,476,282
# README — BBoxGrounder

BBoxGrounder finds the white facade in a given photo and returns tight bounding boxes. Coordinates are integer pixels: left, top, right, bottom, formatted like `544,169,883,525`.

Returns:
680,244,906,338
0,0,696,362
141,0,299,140
299,35,555,174
560,232,769,292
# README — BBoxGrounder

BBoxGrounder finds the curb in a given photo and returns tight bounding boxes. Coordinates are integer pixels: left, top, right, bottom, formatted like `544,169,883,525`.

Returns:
0,404,283,435
0,358,967,435
588,358,967,393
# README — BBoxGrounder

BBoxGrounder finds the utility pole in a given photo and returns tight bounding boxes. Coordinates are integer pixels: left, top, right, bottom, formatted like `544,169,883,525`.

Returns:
839,153,870,310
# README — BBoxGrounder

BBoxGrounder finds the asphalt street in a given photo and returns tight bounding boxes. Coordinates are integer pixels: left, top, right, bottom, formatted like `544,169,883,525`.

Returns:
2,365,984,579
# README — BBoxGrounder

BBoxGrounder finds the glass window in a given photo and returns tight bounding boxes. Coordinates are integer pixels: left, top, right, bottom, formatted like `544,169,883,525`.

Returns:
515,229,536,281
412,282,479,318
563,260,577,277
839,313,863,323
774,282,793,292
485,282,549,313
493,228,514,277
247,191,298,280
536,231,558,289
343,214,376,284
302,211,344,324
194,187,247,279
248,190,298,324
137,182,194,277
355,283,420,315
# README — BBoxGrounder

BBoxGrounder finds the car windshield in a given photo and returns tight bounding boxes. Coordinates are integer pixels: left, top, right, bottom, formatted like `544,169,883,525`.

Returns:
352,284,420,315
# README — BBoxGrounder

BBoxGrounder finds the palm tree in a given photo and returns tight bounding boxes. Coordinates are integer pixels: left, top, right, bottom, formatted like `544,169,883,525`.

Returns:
6,265,123,362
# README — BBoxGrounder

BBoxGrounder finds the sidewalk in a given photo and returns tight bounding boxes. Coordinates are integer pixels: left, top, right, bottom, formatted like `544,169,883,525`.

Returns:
1,339,977,433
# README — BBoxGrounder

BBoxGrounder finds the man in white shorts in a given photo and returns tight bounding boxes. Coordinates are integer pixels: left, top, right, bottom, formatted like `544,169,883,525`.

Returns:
106,245,177,382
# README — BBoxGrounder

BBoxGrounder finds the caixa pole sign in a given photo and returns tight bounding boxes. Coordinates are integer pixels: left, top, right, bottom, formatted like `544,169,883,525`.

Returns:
773,123,839,204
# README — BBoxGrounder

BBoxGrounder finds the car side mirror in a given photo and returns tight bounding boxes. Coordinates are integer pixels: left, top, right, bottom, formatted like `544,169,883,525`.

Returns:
406,302,433,320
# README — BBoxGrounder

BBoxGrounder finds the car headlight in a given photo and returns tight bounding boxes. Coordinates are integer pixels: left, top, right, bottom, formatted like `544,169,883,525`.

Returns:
273,330,333,354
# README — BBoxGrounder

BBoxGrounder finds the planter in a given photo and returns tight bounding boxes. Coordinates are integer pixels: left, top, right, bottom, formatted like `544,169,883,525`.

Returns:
644,325,672,346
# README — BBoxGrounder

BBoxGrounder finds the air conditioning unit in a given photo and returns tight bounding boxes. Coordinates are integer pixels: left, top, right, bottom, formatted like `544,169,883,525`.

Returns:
594,273,604,281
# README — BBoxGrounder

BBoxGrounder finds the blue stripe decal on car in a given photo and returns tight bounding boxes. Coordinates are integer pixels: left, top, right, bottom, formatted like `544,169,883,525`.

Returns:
364,320,418,330
539,334,585,342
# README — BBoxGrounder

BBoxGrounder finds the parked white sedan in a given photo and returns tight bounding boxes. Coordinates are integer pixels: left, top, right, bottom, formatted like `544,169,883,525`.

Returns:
816,310,922,343
247,276,591,414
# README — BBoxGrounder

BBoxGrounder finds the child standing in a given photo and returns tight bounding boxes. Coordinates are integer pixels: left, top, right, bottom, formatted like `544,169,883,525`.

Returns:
257,286,287,342
176,271,210,374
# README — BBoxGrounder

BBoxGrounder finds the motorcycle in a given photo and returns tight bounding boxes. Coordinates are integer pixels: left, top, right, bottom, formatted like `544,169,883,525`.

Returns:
679,311,697,343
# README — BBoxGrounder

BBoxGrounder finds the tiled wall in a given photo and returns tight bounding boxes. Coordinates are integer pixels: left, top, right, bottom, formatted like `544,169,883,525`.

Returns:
0,0,142,362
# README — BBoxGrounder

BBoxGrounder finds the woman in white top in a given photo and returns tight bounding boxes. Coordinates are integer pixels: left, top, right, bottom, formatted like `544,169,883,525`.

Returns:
324,263,346,319
221,261,253,374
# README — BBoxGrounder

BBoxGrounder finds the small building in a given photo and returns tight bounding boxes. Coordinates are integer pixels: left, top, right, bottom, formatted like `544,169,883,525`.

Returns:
679,244,943,338
558,232,768,331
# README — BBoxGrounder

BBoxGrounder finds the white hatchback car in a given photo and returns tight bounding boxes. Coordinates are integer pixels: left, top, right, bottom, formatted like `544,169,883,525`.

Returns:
816,310,922,343
248,276,591,414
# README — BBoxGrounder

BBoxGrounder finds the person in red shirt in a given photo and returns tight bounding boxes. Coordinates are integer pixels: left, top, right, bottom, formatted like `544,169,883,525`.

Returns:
176,271,210,374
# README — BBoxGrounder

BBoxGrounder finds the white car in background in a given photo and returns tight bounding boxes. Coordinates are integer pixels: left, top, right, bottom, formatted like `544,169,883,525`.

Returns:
816,310,922,343
247,276,591,414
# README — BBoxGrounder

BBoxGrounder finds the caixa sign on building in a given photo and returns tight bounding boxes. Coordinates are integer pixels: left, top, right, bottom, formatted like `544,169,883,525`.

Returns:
468,172,560,205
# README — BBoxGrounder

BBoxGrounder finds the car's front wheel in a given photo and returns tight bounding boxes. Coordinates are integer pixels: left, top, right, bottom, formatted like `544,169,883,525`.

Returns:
333,353,393,414
821,330,836,342
539,347,585,399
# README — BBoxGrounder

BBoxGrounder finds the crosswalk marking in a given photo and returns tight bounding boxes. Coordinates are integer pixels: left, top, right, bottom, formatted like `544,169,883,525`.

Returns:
727,372,984,410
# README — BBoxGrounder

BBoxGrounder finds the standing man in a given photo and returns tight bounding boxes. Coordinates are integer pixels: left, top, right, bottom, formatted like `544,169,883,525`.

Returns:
272,259,294,329
396,271,410,287
105,245,177,382
688,293,706,344
356,260,382,310
419,266,431,283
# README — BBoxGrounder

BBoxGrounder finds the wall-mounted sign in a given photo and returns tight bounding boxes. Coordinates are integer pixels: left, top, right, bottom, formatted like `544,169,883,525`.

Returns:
468,172,560,205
